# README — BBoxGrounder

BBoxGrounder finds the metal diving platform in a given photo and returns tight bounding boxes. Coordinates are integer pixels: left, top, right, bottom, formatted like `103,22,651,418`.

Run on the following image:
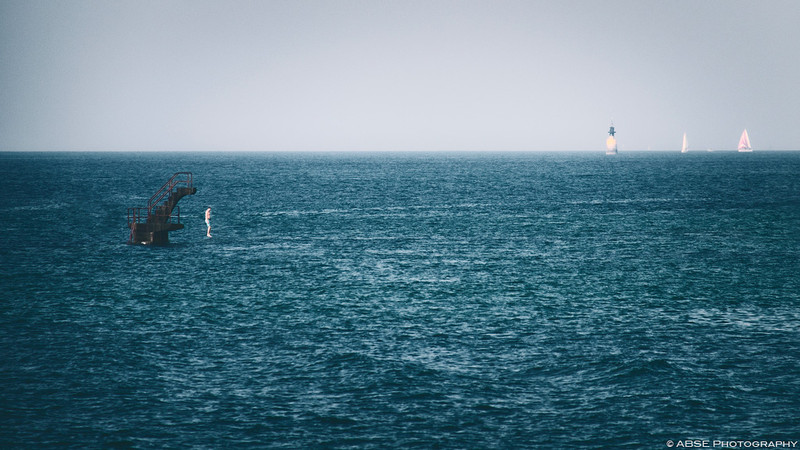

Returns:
127,172,197,245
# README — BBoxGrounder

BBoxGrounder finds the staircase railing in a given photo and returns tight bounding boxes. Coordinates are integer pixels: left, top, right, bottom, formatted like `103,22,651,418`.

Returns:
127,205,182,242
128,206,182,225
147,172,193,219
127,207,146,243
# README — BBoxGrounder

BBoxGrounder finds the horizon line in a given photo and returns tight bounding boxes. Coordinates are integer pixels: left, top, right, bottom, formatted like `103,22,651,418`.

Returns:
2,148,799,153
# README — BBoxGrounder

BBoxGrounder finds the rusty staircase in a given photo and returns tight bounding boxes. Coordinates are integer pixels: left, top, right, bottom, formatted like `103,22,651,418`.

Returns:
128,172,197,245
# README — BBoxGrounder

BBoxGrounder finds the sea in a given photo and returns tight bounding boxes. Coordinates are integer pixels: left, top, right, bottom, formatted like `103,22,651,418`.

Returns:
1,151,798,449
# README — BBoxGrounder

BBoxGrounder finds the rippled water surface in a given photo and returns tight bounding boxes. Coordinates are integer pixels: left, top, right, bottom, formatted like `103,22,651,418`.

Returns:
1,151,799,448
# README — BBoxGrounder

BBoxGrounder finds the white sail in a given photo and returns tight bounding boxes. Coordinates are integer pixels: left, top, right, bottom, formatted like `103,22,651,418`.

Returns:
738,129,752,152
681,133,688,153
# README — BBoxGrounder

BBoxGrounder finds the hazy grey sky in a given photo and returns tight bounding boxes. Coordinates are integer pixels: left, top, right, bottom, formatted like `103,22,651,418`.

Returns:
2,0,798,151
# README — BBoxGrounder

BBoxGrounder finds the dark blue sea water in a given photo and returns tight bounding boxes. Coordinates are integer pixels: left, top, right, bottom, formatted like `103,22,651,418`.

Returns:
1,151,799,448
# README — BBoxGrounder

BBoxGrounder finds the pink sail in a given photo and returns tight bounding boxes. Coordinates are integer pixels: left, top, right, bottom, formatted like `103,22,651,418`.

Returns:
738,129,752,152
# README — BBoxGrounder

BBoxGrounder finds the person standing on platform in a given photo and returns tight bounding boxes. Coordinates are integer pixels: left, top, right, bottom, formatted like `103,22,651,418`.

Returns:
205,207,212,237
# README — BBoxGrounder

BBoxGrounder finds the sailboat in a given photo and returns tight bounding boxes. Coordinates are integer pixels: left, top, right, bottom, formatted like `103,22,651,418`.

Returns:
681,133,688,153
738,129,752,152
606,123,618,155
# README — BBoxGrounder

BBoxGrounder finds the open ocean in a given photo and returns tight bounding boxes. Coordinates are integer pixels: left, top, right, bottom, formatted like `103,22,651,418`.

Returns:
1,151,799,449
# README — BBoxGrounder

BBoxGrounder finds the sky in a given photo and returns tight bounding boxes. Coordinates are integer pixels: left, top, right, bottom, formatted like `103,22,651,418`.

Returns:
1,0,799,152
